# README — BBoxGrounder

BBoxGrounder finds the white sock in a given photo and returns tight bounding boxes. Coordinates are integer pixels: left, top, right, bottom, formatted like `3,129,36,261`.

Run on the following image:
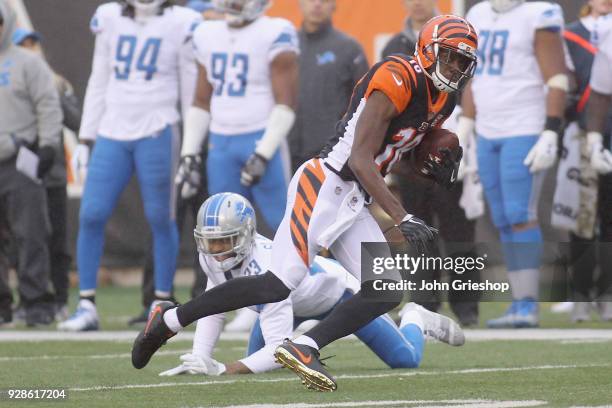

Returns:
79,289,95,297
508,268,539,300
400,308,425,333
293,335,319,350
162,307,183,333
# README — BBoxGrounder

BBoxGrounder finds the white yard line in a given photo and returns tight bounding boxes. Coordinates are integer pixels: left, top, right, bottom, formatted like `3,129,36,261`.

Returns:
66,363,605,393
3,329,612,342
211,400,546,408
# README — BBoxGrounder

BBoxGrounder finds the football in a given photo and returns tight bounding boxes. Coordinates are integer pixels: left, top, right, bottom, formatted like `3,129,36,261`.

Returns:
410,128,461,179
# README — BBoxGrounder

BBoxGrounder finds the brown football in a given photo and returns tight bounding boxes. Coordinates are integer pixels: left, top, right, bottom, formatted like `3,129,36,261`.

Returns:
410,128,460,180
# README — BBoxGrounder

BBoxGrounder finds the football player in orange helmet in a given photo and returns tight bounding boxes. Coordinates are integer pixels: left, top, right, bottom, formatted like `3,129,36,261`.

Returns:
132,15,477,392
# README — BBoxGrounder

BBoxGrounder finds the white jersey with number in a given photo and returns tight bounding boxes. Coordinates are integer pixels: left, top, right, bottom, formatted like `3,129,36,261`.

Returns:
192,16,299,135
466,1,564,138
196,234,357,373
591,30,612,95
79,3,201,141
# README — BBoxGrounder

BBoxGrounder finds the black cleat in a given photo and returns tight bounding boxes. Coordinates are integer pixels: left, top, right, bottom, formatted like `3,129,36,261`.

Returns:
274,339,337,392
131,301,177,369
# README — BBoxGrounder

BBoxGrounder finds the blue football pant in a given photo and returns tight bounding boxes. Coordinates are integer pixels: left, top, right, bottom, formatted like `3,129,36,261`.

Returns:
247,291,425,369
476,135,544,272
77,126,179,294
207,130,289,231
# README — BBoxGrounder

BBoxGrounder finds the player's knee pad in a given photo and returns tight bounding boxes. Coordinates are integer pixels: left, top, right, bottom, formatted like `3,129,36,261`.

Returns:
78,201,112,227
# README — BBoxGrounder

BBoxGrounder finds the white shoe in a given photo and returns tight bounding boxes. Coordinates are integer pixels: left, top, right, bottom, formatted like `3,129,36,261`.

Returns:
57,299,99,331
400,303,465,346
225,308,258,332
571,302,591,323
551,301,574,314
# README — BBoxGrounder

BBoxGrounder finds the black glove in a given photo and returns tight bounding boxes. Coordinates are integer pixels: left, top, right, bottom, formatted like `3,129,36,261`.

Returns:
397,215,438,254
240,153,267,186
424,146,463,189
37,145,56,178
175,155,202,199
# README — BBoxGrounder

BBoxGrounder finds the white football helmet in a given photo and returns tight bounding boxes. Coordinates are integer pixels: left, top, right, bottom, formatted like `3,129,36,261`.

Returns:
489,0,525,13
194,193,256,273
213,0,269,25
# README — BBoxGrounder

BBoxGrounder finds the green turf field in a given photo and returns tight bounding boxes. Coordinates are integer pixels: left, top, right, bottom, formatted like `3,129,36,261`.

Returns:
1,287,612,408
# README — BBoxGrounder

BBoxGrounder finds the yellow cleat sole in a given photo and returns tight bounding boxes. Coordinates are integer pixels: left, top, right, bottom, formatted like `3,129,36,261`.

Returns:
274,348,337,392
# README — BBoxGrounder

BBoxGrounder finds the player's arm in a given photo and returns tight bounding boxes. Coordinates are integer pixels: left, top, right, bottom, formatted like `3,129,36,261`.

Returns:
455,80,476,180
348,91,406,224
240,51,298,186
175,62,213,198
585,39,612,174
524,21,569,172
71,21,112,182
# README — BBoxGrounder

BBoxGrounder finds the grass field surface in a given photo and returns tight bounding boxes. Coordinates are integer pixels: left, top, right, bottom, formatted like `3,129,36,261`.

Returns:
1,287,611,407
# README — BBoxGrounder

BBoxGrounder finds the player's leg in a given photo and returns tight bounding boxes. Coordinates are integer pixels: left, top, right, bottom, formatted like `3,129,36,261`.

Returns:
246,317,265,356
206,132,250,198
476,135,520,327
498,135,543,328
134,125,180,302
354,313,423,369
297,209,403,350
60,137,134,331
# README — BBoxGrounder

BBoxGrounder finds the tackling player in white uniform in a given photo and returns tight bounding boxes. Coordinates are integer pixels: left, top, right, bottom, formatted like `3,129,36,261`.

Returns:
60,0,202,331
175,0,298,232
458,0,567,328
155,193,464,376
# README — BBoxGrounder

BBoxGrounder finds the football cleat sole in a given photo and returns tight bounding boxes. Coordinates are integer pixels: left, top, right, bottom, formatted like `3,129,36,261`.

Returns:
274,347,337,392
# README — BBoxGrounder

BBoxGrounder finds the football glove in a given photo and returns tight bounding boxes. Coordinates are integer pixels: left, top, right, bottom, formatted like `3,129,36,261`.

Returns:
37,145,55,178
524,130,558,173
175,155,202,199
240,153,267,186
397,214,438,254
587,132,612,174
424,147,463,189
71,143,90,183
159,353,226,376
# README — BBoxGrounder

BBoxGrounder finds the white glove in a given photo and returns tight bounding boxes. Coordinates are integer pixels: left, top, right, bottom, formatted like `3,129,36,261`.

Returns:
159,353,226,377
71,143,90,183
455,116,476,181
523,130,558,173
587,132,612,174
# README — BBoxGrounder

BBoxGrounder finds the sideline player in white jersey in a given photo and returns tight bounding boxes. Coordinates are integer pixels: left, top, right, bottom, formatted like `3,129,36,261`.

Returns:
458,0,568,328
59,0,202,331
156,193,464,376
175,0,298,232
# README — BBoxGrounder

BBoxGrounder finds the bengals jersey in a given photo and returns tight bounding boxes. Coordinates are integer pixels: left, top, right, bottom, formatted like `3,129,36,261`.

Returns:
319,54,457,181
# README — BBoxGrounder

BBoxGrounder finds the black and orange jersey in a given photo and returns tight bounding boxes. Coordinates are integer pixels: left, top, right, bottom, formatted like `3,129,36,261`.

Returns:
318,53,457,181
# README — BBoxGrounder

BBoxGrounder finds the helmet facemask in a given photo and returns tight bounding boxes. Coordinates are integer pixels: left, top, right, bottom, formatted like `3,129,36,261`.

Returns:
213,0,269,26
489,0,525,13
194,225,253,272
126,0,166,23
424,43,476,93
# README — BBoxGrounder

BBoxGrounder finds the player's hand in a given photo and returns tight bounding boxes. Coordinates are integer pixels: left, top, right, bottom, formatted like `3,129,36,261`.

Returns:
397,214,438,254
182,353,226,376
424,147,463,189
158,362,197,376
240,153,267,186
587,132,612,174
523,130,558,173
71,143,90,183
175,155,202,199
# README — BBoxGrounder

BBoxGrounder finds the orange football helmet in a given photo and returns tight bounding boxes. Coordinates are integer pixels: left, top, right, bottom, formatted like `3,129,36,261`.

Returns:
415,15,478,93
